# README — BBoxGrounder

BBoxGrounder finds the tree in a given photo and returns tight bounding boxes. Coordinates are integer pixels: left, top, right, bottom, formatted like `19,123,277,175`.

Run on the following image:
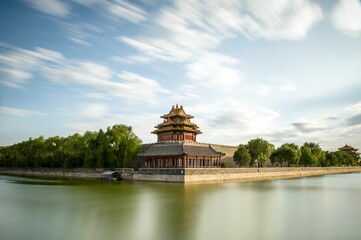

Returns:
233,144,251,167
0,124,142,169
334,151,358,166
107,125,142,168
83,131,98,168
300,145,316,167
284,143,301,166
300,142,325,167
325,151,339,166
271,143,301,167
247,138,273,167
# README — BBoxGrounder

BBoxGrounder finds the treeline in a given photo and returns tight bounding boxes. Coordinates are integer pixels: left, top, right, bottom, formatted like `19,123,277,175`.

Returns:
0,125,142,169
234,138,360,167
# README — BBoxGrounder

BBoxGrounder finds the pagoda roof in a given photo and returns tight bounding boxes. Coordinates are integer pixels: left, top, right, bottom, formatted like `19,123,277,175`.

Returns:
138,142,224,157
338,144,359,151
152,104,202,136
152,126,202,134
161,104,194,119
156,118,198,128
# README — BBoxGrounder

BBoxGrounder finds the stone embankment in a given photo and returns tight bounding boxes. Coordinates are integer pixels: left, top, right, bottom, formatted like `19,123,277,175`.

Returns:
0,168,103,179
183,167,361,183
1,167,361,183
134,167,361,183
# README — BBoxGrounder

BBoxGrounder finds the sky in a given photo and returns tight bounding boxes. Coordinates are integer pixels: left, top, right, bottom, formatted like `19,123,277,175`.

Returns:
0,0,360,151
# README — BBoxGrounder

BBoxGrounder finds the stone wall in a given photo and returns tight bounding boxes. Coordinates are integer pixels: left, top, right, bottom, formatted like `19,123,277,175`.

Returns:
183,167,361,183
209,144,238,167
133,173,184,182
0,168,102,179
2,167,361,184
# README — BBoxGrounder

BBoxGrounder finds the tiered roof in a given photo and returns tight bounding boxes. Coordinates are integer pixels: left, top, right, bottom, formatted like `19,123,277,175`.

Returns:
138,142,224,157
338,144,359,152
338,144,359,155
152,104,202,135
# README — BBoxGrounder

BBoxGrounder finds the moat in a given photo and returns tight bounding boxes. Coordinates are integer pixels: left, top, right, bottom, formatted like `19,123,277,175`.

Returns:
1,173,361,240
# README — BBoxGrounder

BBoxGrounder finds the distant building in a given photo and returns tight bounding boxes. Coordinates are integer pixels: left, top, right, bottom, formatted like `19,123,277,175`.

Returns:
338,144,360,156
137,104,237,168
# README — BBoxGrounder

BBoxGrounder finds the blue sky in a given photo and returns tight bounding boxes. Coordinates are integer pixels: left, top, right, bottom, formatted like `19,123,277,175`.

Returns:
0,0,360,150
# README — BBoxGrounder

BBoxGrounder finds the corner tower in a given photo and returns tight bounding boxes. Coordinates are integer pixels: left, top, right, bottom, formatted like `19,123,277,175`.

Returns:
152,104,202,142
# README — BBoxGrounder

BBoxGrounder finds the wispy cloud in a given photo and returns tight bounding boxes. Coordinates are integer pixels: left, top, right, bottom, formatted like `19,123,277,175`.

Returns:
26,0,71,18
0,45,169,104
347,114,361,126
43,60,168,104
0,106,43,117
332,0,361,37
119,0,322,89
292,122,326,133
279,84,297,92
346,101,361,115
60,22,102,46
0,46,63,88
26,0,147,23
104,0,147,23
186,52,242,87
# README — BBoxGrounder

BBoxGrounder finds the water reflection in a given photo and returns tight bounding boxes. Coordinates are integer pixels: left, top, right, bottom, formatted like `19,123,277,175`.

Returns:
1,173,361,240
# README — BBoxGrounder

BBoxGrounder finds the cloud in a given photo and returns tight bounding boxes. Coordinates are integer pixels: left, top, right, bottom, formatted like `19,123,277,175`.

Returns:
81,104,109,118
244,0,323,40
292,122,326,133
346,101,361,115
25,0,147,46
332,0,361,37
120,36,192,63
0,46,63,88
184,101,281,145
60,22,102,46
26,0,71,18
42,61,168,103
185,52,242,87
347,114,361,126
105,0,147,23
0,45,169,104
0,106,42,117
121,0,323,62
279,84,297,92
119,0,322,89
26,0,147,23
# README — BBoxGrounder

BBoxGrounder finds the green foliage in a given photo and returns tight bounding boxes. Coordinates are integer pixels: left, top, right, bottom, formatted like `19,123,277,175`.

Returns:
299,142,325,167
220,161,228,168
0,124,142,169
271,143,301,167
333,151,358,166
233,144,251,167
299,145,316,167
234,138,358,168
247,138,273,167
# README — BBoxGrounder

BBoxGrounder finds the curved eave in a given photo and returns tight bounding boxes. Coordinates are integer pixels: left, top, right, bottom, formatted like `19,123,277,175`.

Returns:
161,113,194,119
151,128,202,134
156,122,199,128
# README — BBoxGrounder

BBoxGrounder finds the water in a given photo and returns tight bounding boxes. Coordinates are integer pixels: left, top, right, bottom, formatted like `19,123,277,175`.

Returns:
1,173,361,240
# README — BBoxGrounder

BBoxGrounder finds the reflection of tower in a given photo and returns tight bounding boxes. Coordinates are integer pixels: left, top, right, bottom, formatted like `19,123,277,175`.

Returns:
152,104,202,142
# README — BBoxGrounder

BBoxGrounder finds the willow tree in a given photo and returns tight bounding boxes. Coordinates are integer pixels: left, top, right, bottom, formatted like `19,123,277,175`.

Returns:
106,125,142,168
247,138,273,167
233,144,251,167
271,143,301,167
300,142,325,167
